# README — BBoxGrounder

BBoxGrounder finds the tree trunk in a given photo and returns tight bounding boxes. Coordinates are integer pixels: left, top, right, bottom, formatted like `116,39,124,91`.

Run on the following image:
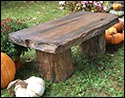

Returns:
79,33,106,57
36,49,75,82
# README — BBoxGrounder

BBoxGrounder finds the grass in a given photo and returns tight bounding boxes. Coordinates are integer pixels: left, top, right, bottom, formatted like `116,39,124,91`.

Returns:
1,1,69,26
1,1,124,97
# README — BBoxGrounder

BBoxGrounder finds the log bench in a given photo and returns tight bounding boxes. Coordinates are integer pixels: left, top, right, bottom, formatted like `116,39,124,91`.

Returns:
9,11,118,82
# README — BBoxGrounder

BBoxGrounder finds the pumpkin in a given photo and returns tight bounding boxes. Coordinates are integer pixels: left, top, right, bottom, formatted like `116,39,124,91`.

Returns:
112,2,122,11
122,30,124,40
105,27,117,38
109,9,124,17
1,52,16,89
7,76,45,97
113,20,124,32
105,32,124,44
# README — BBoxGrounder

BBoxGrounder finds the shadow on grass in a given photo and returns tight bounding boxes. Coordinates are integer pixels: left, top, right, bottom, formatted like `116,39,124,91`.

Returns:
14,49,41,80
106,41,124,54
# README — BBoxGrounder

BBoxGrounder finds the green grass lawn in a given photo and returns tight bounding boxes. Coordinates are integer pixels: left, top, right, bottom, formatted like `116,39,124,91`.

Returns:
1,1,124,97
1,1,69,26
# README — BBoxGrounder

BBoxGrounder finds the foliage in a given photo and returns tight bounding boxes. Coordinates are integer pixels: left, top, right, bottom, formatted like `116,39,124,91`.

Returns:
1,18,28,60
59,1,111,13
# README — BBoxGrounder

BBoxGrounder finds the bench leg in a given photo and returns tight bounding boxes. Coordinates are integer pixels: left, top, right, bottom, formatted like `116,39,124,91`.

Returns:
79,33,106,57
36,49,75,82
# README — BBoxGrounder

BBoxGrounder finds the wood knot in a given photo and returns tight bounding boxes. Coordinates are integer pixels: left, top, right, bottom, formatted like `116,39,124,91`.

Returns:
100,18,104,20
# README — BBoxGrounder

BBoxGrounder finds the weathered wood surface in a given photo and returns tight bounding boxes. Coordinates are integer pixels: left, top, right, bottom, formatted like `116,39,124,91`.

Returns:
36,49,75,82
9,11,118,54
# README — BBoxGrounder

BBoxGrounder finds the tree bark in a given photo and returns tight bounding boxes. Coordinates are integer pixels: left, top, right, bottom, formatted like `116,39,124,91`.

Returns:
36,49,75,82
79,33,106,57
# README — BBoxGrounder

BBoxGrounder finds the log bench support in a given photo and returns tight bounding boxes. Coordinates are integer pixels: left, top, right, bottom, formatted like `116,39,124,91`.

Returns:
36,49,75,82
79,32,106,57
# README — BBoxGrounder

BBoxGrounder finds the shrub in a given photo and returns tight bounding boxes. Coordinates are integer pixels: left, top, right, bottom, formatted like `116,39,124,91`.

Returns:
1,18,28,61
59,1,110,13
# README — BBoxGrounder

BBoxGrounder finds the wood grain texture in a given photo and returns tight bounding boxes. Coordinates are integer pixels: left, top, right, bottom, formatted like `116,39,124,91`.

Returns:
9,11,118,54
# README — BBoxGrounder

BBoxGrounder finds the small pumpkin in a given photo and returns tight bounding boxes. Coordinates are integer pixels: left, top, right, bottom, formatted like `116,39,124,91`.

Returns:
105,27,117,38
109,9,124,17
7,76,45,97
105,32,124,44
1,52,16,89
112,2,122,11
113,20,124,32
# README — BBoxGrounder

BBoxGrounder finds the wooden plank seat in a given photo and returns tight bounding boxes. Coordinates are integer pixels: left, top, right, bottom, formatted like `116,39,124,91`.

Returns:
9,11,118,82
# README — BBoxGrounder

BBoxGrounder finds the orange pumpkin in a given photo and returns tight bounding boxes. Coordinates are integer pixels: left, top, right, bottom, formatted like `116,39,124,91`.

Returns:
112,2,122,11
105,27,117,38
106,32,124,44
1,52,16,89
122,30,124,40
113,20,124,32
